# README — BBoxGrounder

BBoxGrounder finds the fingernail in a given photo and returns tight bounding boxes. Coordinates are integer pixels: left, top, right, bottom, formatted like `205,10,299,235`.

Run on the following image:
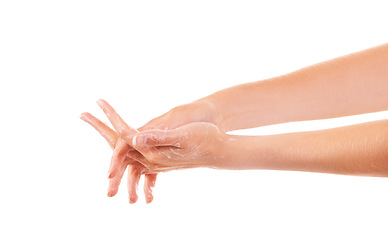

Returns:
132,135,137,147
107,191,113,197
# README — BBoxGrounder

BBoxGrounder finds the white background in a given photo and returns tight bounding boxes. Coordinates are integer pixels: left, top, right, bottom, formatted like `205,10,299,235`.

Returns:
1,0,388,239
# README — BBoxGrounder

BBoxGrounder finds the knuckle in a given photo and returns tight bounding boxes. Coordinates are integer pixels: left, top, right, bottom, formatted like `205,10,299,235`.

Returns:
169,105,183,117
117,128,127,137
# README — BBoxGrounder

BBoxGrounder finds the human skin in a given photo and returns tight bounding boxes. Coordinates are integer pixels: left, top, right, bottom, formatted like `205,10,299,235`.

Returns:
101,101,388,177
81,104,192,203
201,43,388,131
80,112,157,203
139,43,388,132
81,43,388,202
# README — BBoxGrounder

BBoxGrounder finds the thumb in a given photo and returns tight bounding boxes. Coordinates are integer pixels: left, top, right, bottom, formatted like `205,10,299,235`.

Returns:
133,129,187,148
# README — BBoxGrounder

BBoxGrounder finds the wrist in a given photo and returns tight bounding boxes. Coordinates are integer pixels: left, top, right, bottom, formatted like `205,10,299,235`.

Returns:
191,98,223,129
217,134,280,170
213,134,257,170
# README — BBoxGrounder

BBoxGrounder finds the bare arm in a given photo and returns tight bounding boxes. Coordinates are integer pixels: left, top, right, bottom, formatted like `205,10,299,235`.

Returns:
82,43,388,202
202,43,388,131
222,119,388,177
100,101,388,178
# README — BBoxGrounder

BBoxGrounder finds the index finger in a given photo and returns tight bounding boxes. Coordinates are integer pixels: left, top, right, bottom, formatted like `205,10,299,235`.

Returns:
80,112,119,149
96,99,139,145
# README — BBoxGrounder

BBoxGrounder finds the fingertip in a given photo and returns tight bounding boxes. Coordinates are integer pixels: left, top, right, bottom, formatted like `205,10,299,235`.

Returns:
146,194,153,204
80,112,86,119
97,99,109,111
129,195,138,204
107,186,119,197
96,99,105,106
108,179,119,197
80,112,90,121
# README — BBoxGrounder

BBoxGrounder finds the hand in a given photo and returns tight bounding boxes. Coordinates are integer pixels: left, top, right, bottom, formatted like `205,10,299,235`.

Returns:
96,100,229,171
80,112,157,204
94,99,222,199
82,100,198,203
132,122,229,170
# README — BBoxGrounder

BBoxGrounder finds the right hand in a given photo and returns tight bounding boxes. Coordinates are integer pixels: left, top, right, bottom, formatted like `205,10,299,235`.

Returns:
132,122,229,170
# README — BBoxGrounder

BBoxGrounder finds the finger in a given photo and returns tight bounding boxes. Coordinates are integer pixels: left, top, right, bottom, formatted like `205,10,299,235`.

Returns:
127,165,141,204
96,99,138,144
107,158,128,197
80,112,119,149
126,149,156,169
133,129,188,148
108,139,131,179
144,174,157,204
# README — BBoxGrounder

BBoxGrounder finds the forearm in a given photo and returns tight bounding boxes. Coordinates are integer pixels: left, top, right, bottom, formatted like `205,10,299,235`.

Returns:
200,43,388,131
221,119,388,177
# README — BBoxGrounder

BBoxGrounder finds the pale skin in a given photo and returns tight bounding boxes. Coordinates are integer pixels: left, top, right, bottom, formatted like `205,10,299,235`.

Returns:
81,43,388,203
